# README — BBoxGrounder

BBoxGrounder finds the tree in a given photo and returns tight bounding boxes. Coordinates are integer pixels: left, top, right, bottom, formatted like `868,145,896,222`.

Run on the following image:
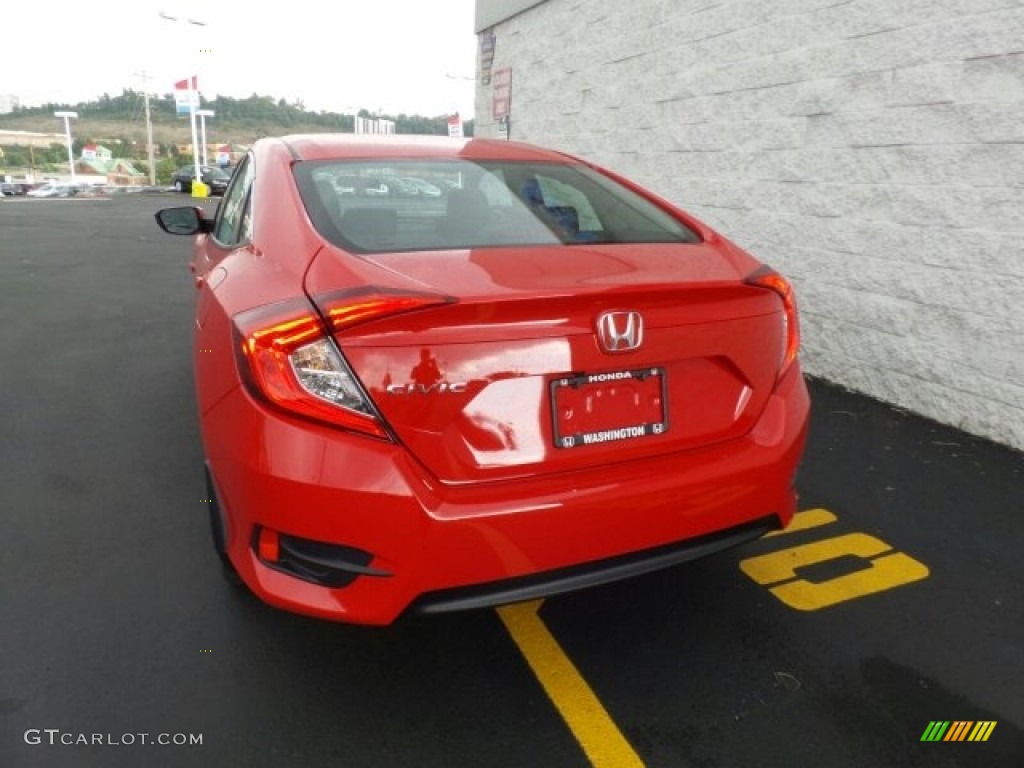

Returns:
155,158,178,185
0,146,25,170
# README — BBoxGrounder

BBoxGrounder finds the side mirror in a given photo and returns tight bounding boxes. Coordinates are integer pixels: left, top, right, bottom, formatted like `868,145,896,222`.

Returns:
155,206,211,235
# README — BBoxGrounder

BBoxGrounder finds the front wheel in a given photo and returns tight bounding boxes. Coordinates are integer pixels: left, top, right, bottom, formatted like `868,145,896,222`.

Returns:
175,180,186,193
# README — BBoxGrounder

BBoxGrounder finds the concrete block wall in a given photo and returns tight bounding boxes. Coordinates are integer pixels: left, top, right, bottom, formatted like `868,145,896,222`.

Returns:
475,0,1024,450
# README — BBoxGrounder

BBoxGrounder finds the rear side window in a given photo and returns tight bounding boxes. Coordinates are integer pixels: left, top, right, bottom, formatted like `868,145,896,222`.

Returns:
213,155,254,245
294,159,700,254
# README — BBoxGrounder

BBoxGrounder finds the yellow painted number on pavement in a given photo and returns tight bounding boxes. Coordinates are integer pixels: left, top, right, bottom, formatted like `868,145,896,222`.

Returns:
740,509,930,610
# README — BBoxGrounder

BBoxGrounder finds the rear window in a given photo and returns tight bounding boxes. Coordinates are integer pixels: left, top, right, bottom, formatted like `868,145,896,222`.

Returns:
293,159,700,253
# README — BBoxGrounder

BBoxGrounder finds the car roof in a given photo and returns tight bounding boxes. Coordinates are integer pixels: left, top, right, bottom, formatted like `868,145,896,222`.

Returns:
270,134,579,164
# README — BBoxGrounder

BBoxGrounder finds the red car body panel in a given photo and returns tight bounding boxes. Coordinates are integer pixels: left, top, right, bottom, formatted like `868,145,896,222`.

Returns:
175,135,811,625
204,364,807,625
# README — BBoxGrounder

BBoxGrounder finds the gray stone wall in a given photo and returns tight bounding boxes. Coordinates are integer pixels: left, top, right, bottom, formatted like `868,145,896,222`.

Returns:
475,0,1024,450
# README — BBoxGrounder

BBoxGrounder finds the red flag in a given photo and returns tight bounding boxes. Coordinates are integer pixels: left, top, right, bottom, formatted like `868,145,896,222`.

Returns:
174,76,200,115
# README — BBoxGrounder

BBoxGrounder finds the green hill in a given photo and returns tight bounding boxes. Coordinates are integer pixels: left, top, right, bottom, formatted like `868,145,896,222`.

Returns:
2,89,473,142
0,89,474,180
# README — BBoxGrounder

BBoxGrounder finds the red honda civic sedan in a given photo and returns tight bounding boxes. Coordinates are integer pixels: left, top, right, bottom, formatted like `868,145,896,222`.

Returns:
155,134,810,625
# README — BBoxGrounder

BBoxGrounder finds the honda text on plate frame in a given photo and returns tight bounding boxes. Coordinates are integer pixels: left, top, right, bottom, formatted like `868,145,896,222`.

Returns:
153,134,810,625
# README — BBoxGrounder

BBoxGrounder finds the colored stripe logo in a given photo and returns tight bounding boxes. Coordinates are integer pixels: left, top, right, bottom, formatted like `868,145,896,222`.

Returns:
921,721,997,742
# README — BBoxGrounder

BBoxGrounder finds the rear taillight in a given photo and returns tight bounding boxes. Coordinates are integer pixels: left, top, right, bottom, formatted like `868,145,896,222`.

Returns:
232,291,454,437
232,299,388,438
745,266,800,377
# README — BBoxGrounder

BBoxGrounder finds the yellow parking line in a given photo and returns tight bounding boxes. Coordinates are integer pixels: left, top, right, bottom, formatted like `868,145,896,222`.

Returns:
763,507,837,537
497,600,644,768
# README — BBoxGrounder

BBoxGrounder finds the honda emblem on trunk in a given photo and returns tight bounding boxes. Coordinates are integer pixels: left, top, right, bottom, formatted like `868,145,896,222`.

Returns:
596,311,643,353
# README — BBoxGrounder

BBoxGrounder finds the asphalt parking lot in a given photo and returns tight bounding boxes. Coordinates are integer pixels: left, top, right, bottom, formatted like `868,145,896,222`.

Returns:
2,195,1022,768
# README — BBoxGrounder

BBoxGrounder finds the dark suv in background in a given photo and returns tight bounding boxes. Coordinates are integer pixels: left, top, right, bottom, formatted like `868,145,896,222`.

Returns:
1,182,30,196
171,165,230,195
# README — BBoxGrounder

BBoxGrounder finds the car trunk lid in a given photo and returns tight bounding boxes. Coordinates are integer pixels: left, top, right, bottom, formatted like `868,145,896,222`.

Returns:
305,243,786,484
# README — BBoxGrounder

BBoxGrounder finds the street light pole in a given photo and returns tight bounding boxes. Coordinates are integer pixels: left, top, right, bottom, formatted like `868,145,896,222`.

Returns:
196,110,215,166
188,83,201,188
54,111,78,185
133,70,157,185
159,11,207,194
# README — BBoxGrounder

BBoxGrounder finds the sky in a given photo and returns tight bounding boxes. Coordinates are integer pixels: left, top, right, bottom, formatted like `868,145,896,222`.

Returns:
3,0,479,118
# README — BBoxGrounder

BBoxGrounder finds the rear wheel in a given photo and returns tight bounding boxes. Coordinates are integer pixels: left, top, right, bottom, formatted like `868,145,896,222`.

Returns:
175,179,186,193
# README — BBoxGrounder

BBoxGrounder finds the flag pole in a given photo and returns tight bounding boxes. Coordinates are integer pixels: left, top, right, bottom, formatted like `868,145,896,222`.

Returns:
188,77,201,195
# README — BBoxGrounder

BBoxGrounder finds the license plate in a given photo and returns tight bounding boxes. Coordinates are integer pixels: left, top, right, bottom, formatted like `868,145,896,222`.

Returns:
551,367,668,449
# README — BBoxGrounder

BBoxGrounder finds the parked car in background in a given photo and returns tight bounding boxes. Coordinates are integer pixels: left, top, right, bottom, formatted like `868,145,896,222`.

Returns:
1,182,30,196
400,177,443,197
382,176,421,197
327,174,429,198
27,182,76,198
332,175,361,196
171,165,231,195
153,134,809,626
27,183,58,198
436,178,462,194
360,176,421,197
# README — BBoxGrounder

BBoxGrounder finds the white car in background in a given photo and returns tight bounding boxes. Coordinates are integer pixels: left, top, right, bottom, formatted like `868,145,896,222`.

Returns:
28,183,68,198
400,177,443,197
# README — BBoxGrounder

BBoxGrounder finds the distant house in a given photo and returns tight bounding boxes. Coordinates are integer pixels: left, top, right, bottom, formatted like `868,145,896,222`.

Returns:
81,144,113,161
177,143,231,162
73,155,147,186
105,158,146,186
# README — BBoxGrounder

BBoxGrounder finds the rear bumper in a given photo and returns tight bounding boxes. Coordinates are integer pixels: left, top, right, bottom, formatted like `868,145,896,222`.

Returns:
203,364,810,625
410,516,777,614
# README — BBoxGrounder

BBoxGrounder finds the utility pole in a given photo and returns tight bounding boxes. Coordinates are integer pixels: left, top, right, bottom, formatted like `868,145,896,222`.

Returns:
133,70,157,185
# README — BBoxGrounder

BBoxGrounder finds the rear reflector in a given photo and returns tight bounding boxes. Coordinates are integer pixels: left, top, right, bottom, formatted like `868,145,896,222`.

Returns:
257,527,280,562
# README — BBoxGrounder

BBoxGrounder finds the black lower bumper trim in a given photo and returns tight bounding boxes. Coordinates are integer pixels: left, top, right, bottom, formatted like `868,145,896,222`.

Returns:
410,516,779,615
254,530,390,588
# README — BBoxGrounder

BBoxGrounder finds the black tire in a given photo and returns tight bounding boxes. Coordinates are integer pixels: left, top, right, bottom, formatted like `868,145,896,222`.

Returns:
175,179,186,193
